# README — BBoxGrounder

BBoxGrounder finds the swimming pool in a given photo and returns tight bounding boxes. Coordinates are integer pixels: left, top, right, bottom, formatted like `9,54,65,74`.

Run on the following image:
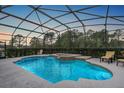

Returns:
15,56,112,83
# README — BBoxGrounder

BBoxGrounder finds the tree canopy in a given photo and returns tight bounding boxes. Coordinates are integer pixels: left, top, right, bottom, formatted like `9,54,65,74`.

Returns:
9,29,124,48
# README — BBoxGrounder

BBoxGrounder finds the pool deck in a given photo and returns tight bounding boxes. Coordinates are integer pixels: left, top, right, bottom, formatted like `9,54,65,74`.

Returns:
0,55,124,88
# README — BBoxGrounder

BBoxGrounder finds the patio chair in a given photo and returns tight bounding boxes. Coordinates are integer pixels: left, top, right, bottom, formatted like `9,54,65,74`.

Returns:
116,51,124,66
100,51,115,63
116,59,124,66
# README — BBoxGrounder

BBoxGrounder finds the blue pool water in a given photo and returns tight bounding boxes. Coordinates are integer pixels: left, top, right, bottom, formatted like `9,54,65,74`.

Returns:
15,56,112,83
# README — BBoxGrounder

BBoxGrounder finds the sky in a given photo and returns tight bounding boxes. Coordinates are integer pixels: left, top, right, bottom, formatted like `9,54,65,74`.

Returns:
0,5,124,44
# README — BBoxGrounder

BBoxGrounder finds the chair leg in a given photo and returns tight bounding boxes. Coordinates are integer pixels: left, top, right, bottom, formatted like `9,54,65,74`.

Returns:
108,58,111,64
100,58,102,62
108,59,110,64
116,61,118,66
111,58,112,63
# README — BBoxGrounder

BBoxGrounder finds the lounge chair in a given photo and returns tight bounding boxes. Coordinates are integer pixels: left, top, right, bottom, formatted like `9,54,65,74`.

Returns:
116,59,124,66
100,51,115,63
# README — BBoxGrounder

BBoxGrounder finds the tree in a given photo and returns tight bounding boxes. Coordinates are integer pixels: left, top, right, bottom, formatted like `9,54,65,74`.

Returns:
43,32,55,47
9,34,24,48
90,29,109,48
30,37,42,48
55,29,80,48
87,29,94,36
47,32,55,47
77,35,86,48
54,29,124,48
115,29,122,47
109,29,123,48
